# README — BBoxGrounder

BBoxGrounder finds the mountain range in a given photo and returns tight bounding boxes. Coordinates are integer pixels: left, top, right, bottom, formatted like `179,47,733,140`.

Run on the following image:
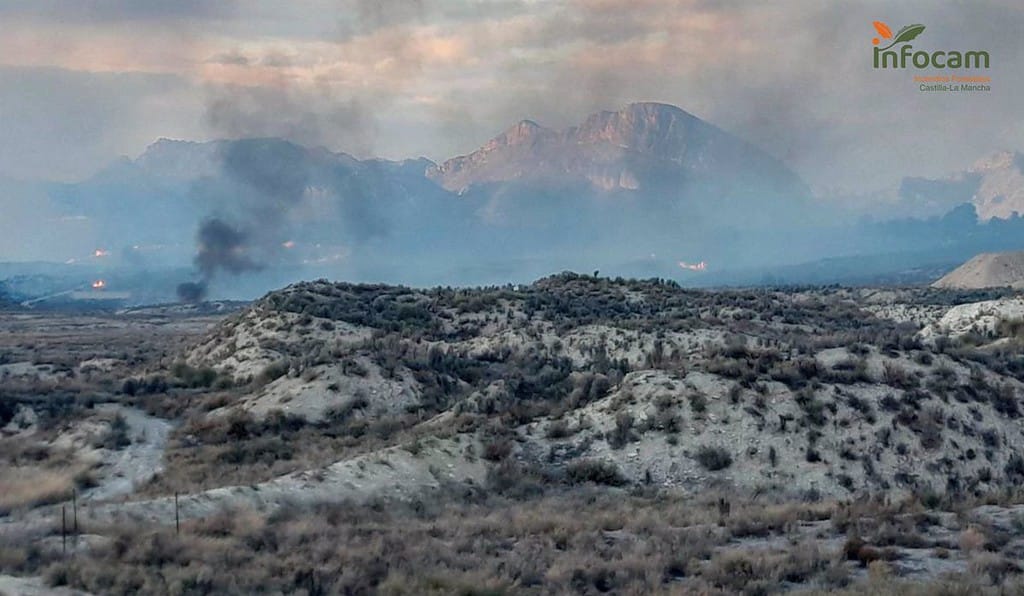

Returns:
429,103,806,197
4,102,1024,299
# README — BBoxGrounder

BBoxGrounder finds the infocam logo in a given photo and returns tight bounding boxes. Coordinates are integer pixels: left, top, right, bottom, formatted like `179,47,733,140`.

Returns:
871,21,989,69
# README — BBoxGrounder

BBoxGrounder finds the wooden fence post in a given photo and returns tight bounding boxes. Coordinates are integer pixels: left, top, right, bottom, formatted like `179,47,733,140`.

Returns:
72,488,78,542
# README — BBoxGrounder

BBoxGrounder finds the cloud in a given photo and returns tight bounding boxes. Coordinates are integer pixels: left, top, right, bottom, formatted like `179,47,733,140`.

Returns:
0,1,238,24
197,13,473,156
203,82,377,153
425,0,1024,191
207,51,250,66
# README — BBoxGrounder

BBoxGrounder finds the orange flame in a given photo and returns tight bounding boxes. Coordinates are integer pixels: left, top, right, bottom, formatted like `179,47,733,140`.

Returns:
91,280,106,290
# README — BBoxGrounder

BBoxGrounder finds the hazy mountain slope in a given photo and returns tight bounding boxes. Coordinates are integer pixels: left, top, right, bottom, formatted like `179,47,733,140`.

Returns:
933,251,1024,289
25,110,1024,295
428,103,807,197
970,152,1024,220
30,104,822,289
426,103,810,237
43,138,469,277
901,151,1024,222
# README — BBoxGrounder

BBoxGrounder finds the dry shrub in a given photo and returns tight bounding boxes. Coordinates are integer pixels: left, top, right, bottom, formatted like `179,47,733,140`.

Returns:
694,445,732,471
481,438,513,462
969,552,1021,584
566,459,627,486
0,467,77,514
703,541,828,593
867,560,893,582
0,545,31,573
959,526,987,553
842,536,897,568
728,501,829,539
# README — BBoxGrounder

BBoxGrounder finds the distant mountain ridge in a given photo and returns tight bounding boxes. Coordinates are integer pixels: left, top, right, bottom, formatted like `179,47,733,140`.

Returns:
25,102,822,288
428,102,808,199
15,102,1024,297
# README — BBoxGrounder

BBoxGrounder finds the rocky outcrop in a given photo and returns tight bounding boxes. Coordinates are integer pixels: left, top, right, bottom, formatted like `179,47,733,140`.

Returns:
427,102,808,198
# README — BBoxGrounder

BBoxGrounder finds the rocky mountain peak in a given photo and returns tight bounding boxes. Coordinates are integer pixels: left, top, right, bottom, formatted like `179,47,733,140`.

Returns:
476,119,557,155
500,120,549,144
572,102,698,158
426,102,806,199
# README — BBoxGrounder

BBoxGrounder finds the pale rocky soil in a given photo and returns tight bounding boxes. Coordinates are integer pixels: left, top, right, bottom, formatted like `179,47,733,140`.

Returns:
79,433,486,526
82,405,172,502
520,345,1024,499
0,574,92,596
0,405,174,547
172,278,1024,500
2,405,171,502
920,296,1024,341
0,432,485,549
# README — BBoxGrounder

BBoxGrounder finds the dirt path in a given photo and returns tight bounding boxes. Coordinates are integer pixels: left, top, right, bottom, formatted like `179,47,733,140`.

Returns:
84,404,173,503
0,431,483,546
0,405,172,543
0,574,92,595
78,433,486,526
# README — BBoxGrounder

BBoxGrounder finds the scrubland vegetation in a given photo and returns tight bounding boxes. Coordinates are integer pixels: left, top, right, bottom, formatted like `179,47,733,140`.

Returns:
7,486,1024,594
5,274,1024,594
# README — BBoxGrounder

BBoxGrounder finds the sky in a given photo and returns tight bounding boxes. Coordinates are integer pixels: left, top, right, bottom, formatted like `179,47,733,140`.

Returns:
0,0,1021,194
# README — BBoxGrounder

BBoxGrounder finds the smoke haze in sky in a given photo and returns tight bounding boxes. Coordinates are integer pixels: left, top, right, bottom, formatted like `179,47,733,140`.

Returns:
0,1,1019,193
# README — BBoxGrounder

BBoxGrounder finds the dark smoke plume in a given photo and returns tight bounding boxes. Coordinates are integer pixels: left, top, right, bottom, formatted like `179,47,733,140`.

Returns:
176,139,309,301
177,216,260,303
204,84,376,155
176,0,442,302
195,216,262,278
176,281,206,303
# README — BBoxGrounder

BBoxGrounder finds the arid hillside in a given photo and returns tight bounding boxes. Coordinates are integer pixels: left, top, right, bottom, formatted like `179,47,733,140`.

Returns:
171,276,1024,501
6,277,1024,593
934,251,1024,289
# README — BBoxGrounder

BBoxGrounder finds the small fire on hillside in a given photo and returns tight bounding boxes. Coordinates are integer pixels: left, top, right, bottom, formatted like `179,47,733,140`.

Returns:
93,249,110,258
91,280,106,290
679,260,707,272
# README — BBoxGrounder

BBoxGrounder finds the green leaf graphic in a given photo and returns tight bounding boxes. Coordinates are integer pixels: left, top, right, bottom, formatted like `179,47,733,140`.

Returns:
892,24,925,44
878,24,925,50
